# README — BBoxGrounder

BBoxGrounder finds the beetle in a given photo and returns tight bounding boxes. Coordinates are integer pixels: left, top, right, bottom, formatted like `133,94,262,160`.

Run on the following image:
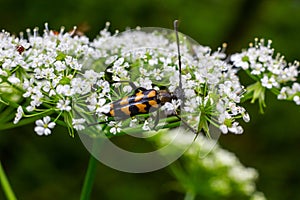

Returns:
16,45,25,54
97,20,197,134
103,20,182,119
105,86,177,120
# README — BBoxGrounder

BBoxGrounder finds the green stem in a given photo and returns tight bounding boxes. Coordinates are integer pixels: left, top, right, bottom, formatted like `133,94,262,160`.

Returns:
80,155,97,200
0,109,56,131
0,161,17,200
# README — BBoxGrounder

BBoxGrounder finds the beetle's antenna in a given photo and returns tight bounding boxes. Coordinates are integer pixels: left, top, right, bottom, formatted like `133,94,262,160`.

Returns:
174,20,182,94
174,20,199,136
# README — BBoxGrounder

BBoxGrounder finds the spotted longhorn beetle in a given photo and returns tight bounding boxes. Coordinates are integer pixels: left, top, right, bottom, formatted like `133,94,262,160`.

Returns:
98,20,197,134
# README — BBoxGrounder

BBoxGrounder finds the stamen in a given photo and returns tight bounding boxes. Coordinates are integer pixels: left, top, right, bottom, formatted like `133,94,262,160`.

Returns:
259,38,265,46
26,28,31,38
19,32,24,40
254,37,259,47
60,26,65,35
105,21,110,29
218,43,227,54
69,26,77,36
267,39,272,48
44,22,49,33
33,27,39,37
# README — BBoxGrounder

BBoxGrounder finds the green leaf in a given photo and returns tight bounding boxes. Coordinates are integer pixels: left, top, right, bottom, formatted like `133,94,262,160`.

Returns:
56,51,67,61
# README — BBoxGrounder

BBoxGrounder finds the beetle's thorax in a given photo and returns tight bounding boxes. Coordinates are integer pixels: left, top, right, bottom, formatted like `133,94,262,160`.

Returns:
157,90,177,105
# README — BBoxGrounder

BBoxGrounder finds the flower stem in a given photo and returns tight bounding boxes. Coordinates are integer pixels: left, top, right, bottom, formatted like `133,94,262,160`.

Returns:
80,155,97,200
0,161,17,200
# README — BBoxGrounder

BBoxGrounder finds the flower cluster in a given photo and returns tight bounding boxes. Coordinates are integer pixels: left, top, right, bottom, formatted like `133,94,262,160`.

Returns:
157,131,266,199
278,82,300,105
0,23,250,136
0,25,104,136
231,38,299,110
89,28,249,135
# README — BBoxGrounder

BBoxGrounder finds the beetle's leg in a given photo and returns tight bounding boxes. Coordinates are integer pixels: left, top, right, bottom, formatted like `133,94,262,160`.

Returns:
87,121,107,126
174,113,200,140
174,114,198,135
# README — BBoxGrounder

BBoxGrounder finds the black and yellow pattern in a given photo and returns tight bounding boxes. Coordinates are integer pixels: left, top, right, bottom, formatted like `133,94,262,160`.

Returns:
106,87,160,120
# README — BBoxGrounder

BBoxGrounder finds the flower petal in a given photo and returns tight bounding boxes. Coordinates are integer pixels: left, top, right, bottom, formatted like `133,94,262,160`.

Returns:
43,116,51,123
44,128,51,135
35,119,44,126
48,122,56,129
34,127,45,135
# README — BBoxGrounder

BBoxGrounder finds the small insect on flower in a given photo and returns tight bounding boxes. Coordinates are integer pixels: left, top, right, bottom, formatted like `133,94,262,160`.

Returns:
105,87,177,120
16,45,25,54
96,20,197,135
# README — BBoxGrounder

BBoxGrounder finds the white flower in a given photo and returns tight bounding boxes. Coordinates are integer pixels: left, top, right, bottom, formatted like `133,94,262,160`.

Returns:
65,56,82,70
123,85,133,93
8,74,20,84
34,116,56,136
229,166,258,183
83,70,101,85
142,120,151,131
231,53,249,70
108,121,122,135
152,68,163,80
261,75,279,89
56,99,71,111
292,82,300,93
98,104,111,114
93,98,110,114
242,112,250,123
97,80,110,94
56,84,74,96
293,95,300,105
277,87,288,100
139,77,152,89
0,23,255,137
251,63,265,75
129,118,138,127
0,69,8,76
53,60,67,71
162,99,181,113
219,124,228,134
72,118,86,131
13,106,24,124
41,68,56,79
149,58,158,66
113,57,124,66
228,122,244,134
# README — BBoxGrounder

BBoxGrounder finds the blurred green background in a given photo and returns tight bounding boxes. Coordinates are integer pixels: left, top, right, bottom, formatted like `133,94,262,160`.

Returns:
1,0,300,199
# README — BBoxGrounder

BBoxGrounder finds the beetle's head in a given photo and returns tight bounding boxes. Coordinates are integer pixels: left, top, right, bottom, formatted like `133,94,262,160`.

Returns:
158,90,177,105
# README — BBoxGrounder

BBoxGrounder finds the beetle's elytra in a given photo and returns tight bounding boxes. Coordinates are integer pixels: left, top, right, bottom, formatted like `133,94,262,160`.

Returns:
106,87,176,120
